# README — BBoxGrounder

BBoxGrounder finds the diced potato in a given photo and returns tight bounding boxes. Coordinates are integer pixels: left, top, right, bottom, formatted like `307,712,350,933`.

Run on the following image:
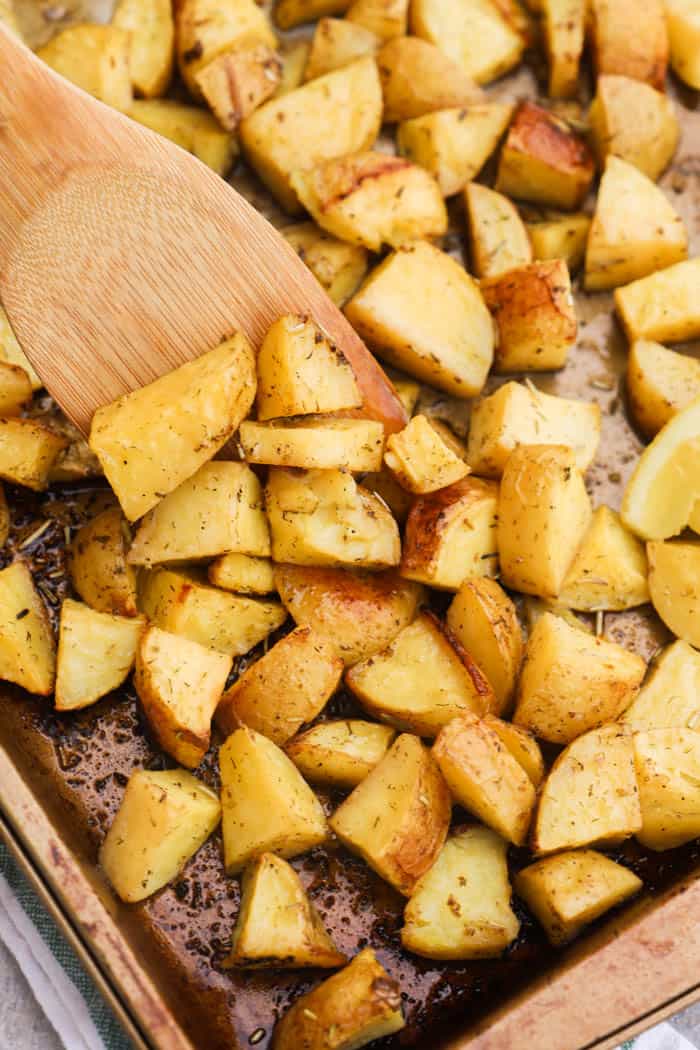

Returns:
634,729,700,849
542,0,585,97
533,725,642,853
384,414,469,494
0,306,41,391
588,76,679,182
0,363,32,416
271,948,404,1050
345,241,495,398
55,600,144,712
216,626,342,743
615,258,700,346
282,224,368,306
285,720,396,788
584,157,687,292
37,25,132,112
175,0,276,96
495,101,594,210
401,476,499,590
558,506,649,611
377,36,479,122
220,727,328,873
276,39,311,93
265,467,400,568
466,381,601,477
482,260,577,373
0,419,67,491
465,182,533,279
522,597,592,635
627,340,700,439
666,0,700,89
402,826,519,960
69,507,138,617
346,612,495,736
447,579,522,714
240,418,384,472
647,540,700,647
304,17,379,80
208,553,275,595
514,850,642,945
47,422,103,484
397,103,513,197
112,0,174,98
0,561,55,695
410,0,524,84
274,0,351,31
484,715,544,786
225,853,346,968
623,641,700,731
292,151,447,252
514,612,646,744
525,212,590,272
362,465,414,523
274,564,422,665
135,625,231,767
330,733,450,894
239,58,382,213
589,0,668,88
499,445,592,598
139,567,287,655
128,462,270,568
128,99,238,175
99,768,221,903
195,45,282,131
387,372,421,417
346,0,408,39
89,336,255,521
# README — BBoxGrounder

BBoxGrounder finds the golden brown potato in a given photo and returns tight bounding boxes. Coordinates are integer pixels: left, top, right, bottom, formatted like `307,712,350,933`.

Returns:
666,0,700,89
383,414,469,494
69,507,138,617
274,0,350,30
377,36,479,122
90,336,255,521
330,733,451,894
0,305,40,390
495,101,594,210
0,561,55,696
484,715,544,787
588,76,679,182
533,725,642,853
55,600,144,712
397,103,513,197
345,241,495,398
239,58,382,213
410,0,524,84
627,340,700,439
112,0,174,98
128,99,238,175
386,371,421,417
285,720,396,787
46,421,102,485
195,45,281,130
498,445,592,598
0,363,32,417
271,948,404,1049
135,625,231,767
402,826,519,960
241,418,384,471
622,641,700,731
466,381,600,477
220,726,328,874
558,506,649,611
282,224,368,306
99,769,221,903
634,728,700,850
37,25,132,112
277,39,312,93
362,465,414,524
0,419,67,491
447,578,522,714
590,0,668,89
175,0,276,96
514,850,642,945
304,18,379,81
522,597,592,636
647,540,700,648
514,612,646,744
274,564,422,665
465,182,532,279
225,853,346,968
525,211,590,272
208,553,275,595
542,0,585,97
615,258,700,346
481,259,577,373
346,0,408,39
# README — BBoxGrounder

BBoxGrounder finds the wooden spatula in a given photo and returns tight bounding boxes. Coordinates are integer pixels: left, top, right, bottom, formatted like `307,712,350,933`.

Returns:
0,26,406,436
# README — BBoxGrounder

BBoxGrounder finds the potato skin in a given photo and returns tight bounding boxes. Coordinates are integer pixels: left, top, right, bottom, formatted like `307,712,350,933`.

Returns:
69,506,138,617
0,561,56,696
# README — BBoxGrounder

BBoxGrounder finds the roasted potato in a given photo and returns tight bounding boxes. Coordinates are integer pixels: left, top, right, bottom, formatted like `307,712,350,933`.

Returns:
282,224,368,306
615,258,700,345
99,768,221,903
0,363,32,417
112,0,174,98
634,728,700,850
0,561,55,695
498,444,592,598
225,853,346,968
647,540,700,648
522,597,592,636
410,0,524,84
589,0,668,88
484,715,545,786
558,506,649,611
402,826,520,960
330,733,451,894
525,211,590,272
377,36,479,122
90,336,255,521
345,241,495,398
345,612,495,736
304,18,379,81
0,419,67,491
195,45,282,130
277,39,312,92
383,414,469,494
0,306,41,390
175,0,277,96
622,641,700,732
285,720,396,787
588,76,679,182
128,99,238,175
542,0,585,97
274,0,351,31
346,0,408,39
240,418,384,471
666,0,700,89
514,612,646,744
69,506,138,617
465,182,533,279
208,553,275,595
55,600,144,712
274,563,423,665
37,25,132,112
627,340,700,439
220,726,328,874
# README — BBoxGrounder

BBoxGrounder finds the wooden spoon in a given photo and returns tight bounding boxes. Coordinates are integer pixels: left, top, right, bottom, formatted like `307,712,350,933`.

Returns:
0,26,406,435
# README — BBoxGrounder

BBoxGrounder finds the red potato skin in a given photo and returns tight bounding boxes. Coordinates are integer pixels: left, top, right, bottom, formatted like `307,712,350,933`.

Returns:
508,101,595,179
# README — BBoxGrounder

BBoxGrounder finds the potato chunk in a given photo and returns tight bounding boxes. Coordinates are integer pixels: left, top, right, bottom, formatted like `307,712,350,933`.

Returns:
240,418,384,472
402,826,519,960
499,445,591,598
525,212,590,272
274,0,351,29
484,715,544,787
0,561,55,695
558,506,649,612
55,600,144,712
588,76,679,181
285,720,396,788
590,0,668,88
384,414,469,494
465,183,532,279
0,363,32,416
447,579,522,714
37,25,132,112
208,553,275,595
627,340,700,439
220,727,327,873
514,850,642,945
514,612,646,744
112,0,174,98
467,382,600,477
622,641,700,731
666,0,700,89
304,18,379,81
129,99,238,175
69,507,138,617
433,714,536,845
195,45,282,131
99,769,221,903
239,58,382,213
0,419,67,491
0,305,41,390
377,37,479,122
346,612,495,736
634,728,700,850
345,241,494,398
89,336,255,521
496,101,594,210
271,948,404,1050
135,625,231,767
225,853,346,969
410,0,524,84
274,564,422,665
330,733,451,894
647,540,700,648
615,258,700,346
346,0,408,39
533,725,641,853
542,0,585,97
175,0,276,96
282,224,368,306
